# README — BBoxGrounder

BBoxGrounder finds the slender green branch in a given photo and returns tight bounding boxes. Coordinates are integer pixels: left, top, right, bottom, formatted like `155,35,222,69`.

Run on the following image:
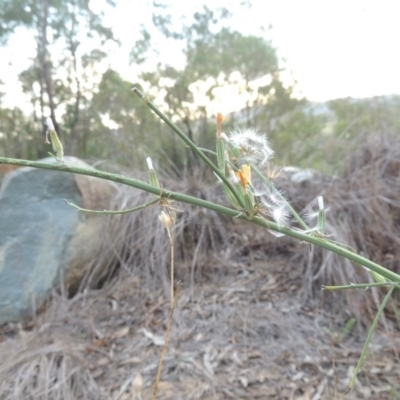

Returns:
323,282,397,291
200,146,309,230
64,198,160,214
132,87,246,210
1,156,400,284
0,157,241,216
348,284,397,392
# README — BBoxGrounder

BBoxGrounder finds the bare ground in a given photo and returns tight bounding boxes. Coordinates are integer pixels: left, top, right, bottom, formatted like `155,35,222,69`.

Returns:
1,227,399,399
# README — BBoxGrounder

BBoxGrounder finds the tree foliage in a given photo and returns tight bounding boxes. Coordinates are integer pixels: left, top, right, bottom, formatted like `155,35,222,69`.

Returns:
0,1,331,171
128,4,303,170
0,0,116,157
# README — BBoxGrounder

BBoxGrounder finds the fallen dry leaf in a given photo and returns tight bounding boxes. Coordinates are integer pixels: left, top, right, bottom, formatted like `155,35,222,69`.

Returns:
111,326,130,339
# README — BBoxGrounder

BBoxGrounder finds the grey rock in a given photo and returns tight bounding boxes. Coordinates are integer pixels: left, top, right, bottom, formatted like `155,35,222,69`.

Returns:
0,157,117,324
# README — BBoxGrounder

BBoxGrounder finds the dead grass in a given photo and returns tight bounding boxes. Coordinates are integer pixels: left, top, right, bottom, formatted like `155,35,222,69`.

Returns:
283,133,400,325
0,320,100,399
77,166,231,295
1,133,400,399
1,252,399,399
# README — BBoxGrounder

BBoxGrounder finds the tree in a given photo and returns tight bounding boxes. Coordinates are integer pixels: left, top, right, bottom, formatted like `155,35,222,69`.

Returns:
0,80,39,159
87,69,162,167
130,4,302,171
0,0,116,156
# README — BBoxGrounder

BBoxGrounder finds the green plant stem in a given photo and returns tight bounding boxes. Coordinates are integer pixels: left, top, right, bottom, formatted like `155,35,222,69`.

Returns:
131,87,246,210
323,282,396,291
1,156,400,284
64,198,159,214
348,284,397,392
200,147,310,230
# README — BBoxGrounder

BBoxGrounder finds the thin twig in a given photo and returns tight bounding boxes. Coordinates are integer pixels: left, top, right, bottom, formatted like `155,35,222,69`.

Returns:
323,282,397,291
165,211,176,310
152,284,181,400
64,198,159,214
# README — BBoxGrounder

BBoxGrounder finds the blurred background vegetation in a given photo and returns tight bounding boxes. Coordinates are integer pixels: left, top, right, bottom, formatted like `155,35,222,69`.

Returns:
0,0,399,176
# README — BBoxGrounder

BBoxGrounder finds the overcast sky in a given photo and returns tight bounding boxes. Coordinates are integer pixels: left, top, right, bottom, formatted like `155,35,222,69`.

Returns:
1,0,400,110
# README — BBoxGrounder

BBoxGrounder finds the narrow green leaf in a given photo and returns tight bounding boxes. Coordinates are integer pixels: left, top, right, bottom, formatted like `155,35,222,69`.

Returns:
348,284,397,392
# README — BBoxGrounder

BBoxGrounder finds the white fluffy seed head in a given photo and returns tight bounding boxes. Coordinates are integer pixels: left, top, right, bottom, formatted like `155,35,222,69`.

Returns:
229,128,274,166
255,183,286,209
271,205,289,227
303,208,319,224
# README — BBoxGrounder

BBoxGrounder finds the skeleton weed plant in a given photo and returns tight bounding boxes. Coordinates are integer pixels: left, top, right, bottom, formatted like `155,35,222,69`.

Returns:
0,87,399,392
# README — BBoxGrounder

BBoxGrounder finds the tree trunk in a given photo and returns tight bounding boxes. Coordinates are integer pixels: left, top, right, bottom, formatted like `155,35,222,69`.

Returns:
37,0,60,136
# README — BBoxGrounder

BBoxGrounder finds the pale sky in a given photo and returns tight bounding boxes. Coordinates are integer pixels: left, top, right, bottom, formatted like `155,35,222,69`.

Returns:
1,0,400,111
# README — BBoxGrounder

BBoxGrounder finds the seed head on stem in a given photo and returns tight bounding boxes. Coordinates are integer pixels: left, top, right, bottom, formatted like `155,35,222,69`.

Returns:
229,128,273,167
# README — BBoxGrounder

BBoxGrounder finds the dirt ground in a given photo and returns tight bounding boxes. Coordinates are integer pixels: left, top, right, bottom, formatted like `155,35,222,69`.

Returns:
1,226,399,400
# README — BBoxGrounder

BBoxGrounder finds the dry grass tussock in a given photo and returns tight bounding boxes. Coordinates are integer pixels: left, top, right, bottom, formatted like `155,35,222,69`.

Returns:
287,133,400,324
0,331,100,399
1,133,400,398
77,166,232,295
82,133,400,319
